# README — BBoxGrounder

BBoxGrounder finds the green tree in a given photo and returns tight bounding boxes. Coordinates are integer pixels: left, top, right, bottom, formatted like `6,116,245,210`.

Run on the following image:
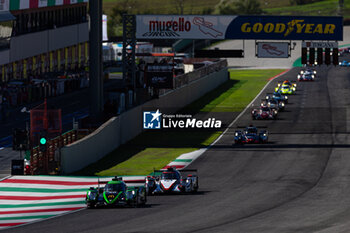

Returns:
218,0,263,15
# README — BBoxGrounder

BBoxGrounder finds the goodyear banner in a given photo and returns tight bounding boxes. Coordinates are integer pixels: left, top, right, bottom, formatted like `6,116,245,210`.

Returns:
136,15,343,41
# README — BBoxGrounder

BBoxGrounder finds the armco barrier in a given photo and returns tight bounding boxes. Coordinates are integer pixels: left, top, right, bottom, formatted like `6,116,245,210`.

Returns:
61,66,228,174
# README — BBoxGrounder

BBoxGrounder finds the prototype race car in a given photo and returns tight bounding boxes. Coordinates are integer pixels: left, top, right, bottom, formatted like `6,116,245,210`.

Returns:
261,99,285,111
298,69,315,81
146,167,198,195
266,92,288,104
234,125,268,144
339,60,350,67
85,177,147,208
251,106,277,120
275,81,296,94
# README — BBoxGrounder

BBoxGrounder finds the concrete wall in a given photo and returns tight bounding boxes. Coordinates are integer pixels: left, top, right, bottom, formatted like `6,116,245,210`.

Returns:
61,67,228,174
7,23,88,63
0,49,9,65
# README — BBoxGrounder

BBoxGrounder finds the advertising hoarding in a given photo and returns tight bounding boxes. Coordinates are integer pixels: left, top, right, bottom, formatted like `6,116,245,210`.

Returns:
136,15,343,41
257,42,289,58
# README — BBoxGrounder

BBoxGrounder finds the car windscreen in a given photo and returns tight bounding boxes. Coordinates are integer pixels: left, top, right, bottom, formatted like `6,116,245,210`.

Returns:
162,172,180,180
105,183,125,192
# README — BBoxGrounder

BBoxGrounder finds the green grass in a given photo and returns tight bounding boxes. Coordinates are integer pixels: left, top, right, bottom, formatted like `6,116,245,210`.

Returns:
74,69,285,176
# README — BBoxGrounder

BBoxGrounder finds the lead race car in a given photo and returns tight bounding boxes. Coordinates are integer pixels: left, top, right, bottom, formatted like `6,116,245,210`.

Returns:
146,167,198,195
85,177,147,208
234,125,268,144
251,106,277,120
297,69,315,81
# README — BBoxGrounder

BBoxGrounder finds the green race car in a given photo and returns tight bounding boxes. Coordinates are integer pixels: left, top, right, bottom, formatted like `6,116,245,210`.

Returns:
275,81,296,94
86,177,147,208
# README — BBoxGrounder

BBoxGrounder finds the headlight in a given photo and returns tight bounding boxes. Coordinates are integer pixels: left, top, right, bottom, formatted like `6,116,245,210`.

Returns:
235,132,238,136
314,71,316,74
339,62,342,65
285,96,288,99
314,61,318,65
263,134,267,136
293,88,296,91
297,75,300,78
300,71,304,74
132,190,135,195
266,96,269,99
281,102,285,106
312,75,314,78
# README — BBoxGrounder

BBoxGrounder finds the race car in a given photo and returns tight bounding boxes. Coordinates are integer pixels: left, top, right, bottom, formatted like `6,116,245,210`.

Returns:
234,125,268,144
266,92,288,104
297,69,315,81
251,106,277,120
146,167,198,195
261,99,285,111
85,177,147,208
339,60,350,67
275,82,296,94
276,80,297,90
299,69,316,75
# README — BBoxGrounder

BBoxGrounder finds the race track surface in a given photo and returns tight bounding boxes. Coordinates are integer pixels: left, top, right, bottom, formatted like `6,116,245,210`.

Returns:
6,63,350,233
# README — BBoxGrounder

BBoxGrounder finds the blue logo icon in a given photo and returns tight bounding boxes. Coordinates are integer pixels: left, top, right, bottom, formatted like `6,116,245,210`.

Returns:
143,110,162,129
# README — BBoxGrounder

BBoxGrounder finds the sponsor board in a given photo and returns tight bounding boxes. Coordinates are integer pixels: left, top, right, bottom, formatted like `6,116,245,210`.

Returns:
136,15,343,41
143,110,222,129
257,42,289,58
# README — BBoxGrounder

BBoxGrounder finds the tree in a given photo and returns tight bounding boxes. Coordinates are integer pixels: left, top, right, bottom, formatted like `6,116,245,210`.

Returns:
173,0,186,14
218,0,263,15
236,0,264,14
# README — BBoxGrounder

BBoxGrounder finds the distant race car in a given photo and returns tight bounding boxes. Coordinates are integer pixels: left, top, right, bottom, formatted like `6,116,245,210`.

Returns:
297,69,315,81
261,99,285,111
266,92,288,104
339,60,350,67
85,177,147,208
234,125,268,144
251,106,277,120
146,167,198,195
299,69,316,75
275,80,296,94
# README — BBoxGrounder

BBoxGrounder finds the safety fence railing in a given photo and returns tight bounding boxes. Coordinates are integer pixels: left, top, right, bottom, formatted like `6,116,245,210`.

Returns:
159,59,228,96
28,129,79,175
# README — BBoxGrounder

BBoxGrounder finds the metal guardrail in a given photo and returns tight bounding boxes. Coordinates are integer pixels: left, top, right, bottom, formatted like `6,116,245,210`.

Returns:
159,59,227,96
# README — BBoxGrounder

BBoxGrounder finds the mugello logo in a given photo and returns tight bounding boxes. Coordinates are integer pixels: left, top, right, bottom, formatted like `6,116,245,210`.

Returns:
144,17,191,37
240,20,336,37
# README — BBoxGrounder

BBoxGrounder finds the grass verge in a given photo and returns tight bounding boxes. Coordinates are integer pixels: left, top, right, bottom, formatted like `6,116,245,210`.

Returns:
74,69,285,176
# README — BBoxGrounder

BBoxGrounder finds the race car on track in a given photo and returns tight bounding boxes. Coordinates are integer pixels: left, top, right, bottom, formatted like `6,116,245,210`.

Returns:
297,70,315,81
261,99,285,111
276,80,297,90
234,125,268,144
266,92,288,104
339,60,350,67
146,167,198,195
85,177,147,208
251,106,277,120
275,81,296,94
299,69,316,75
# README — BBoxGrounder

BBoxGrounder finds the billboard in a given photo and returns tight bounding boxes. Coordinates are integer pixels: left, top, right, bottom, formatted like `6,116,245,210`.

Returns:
136,15,343,41
257,42,289,58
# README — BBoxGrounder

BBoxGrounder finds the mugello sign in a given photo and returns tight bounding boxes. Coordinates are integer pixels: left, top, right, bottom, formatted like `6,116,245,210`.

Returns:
136,15,343,41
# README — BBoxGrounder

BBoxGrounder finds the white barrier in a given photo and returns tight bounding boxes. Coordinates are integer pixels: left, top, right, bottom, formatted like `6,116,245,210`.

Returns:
61,67,228,174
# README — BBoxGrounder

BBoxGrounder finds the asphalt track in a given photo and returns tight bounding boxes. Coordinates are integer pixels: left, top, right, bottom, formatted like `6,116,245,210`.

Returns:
6,62,350,232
